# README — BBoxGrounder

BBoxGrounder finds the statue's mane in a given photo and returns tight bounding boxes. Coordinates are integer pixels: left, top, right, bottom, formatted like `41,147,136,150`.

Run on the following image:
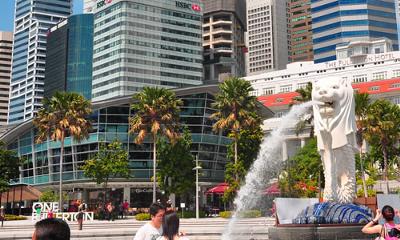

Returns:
312,78,357,150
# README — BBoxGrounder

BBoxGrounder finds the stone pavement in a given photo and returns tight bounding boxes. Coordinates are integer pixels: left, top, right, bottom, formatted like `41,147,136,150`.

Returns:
0,216,274,240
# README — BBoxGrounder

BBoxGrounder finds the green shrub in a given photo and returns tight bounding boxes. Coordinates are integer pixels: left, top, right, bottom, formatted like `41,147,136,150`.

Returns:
4,214,27,221
219,210,261,218
179,210,206,218
238,210,261,218
219,211,232,218
135,213,151,221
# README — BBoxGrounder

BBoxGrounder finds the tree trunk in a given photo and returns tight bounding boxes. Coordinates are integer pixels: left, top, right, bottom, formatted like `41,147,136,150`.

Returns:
382,144,389,194
234,134,238,182
59,132,65,210
103,181,108,204
359,150,368,198
153,134,157,203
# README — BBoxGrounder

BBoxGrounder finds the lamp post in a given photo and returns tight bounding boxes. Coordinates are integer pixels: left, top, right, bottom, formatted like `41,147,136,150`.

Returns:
192,155,202,220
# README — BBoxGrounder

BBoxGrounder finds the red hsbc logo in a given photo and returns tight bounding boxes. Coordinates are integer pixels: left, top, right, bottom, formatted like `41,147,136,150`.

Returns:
192,4,201,12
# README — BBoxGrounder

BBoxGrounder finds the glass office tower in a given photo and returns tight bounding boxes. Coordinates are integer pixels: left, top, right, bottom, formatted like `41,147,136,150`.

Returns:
312,0,398,63
91,0,203,101
8,0,72,124
45,14,94,100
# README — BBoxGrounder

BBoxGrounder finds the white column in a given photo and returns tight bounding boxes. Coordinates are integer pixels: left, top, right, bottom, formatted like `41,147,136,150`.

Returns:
301,138,306,148
123,187,130,203
282,140,288,161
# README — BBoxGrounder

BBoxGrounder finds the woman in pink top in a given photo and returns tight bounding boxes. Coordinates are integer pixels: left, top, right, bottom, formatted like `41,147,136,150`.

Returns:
362,205,400,240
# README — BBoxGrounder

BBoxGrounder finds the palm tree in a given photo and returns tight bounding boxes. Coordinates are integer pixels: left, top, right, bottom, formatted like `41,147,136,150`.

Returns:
364,99,400,194
211,77,258,181
129,87,182,202
292,82,314,137
33,92,92,208
354,93,371,197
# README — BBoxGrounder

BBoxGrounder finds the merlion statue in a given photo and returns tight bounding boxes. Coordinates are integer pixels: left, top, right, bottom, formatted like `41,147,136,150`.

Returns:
312,77,358,203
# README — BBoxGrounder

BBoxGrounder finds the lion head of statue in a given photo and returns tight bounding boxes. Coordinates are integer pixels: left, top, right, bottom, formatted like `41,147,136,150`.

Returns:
312,77,357,150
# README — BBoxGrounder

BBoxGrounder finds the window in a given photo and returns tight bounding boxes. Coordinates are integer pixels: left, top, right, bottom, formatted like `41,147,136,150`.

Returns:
280,85,292,93
263,87,274,95
372,72,387,80
392,69,400,78
391,83,400,88
352,74,367,83
391,96,400,105
369,86,380,91
250,90,258,96
297,82,309,89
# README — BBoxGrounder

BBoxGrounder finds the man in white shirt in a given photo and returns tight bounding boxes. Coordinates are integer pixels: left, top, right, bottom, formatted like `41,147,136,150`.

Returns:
134,203,165,240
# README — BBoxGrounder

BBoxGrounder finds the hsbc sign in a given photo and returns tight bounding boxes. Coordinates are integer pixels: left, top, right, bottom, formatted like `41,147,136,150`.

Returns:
175,1,201,12
97,0,112,8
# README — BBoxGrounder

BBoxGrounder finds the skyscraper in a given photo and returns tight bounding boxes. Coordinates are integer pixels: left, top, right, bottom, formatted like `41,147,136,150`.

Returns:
8,0,72,124
288,0,313,62
45,14,94,100
246,0,288,76
203,0,246,82
92,0,203,101
0,32,13,126
83,0,96,13
312,0,398,63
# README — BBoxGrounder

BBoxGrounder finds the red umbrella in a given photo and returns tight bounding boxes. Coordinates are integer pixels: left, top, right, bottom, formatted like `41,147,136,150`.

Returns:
263,182,280,195
205,183,229,195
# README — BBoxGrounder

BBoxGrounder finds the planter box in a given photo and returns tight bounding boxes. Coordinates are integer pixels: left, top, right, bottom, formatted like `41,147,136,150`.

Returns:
354,197,377,212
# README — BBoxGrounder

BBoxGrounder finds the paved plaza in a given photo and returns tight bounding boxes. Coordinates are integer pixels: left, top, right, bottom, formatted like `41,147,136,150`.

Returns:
0,216,274,240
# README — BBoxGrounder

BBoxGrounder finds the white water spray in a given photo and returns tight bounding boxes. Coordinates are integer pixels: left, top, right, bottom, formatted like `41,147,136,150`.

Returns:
221,101,315,240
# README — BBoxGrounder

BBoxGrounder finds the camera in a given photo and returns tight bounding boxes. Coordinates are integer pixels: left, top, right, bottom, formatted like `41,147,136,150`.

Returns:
387,228,400,237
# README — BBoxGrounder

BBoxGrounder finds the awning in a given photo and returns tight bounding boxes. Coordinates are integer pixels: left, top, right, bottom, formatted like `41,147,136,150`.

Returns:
263,182,280,195
0,184,42,202
205,182,229,195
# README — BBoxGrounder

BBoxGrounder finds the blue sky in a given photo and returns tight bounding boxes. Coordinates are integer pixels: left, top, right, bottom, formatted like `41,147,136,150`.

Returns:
0,0,83,32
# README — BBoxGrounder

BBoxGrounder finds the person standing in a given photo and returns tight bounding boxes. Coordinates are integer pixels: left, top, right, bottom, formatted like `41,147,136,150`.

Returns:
77,200,86,230
156,211,189,240
123,200,130,218
106,202,115,221
0,206,5,227
134,202,165,240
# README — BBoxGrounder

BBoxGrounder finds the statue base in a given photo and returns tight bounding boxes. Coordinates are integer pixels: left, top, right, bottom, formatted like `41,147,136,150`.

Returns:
268,224,373,240
293,202,373,224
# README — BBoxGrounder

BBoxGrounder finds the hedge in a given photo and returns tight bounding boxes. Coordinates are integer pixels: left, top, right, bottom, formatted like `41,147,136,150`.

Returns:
178,210,206,218
135,213,151,221
219,210,261,218
3,214,27,221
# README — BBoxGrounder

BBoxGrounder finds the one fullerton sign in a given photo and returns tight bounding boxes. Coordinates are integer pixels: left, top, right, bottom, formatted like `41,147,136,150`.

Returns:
32,202,94,222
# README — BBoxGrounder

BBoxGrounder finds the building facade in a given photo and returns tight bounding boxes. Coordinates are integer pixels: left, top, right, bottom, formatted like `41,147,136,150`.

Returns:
0,86,275,208
44,14,94,100
245,50,400,115
83,0,96,13
246,0,288,76
203,0,246,82
91,0,203,101
0,32,13,126
311,0,399,63
8,0,72,125
288,0,313,62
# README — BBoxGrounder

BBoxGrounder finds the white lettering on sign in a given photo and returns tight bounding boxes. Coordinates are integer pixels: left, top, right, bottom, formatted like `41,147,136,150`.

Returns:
324,52,395,68
32,202,94,222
